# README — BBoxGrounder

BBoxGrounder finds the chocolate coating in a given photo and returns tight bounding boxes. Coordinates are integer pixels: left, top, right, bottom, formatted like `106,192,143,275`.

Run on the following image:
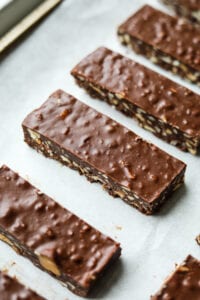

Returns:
161,0,200,26
172,0,200,10
118,5,200,71
0,272,44,300
71,47,200,139
22,90,185,204
151,255,200,300
0,165,121,296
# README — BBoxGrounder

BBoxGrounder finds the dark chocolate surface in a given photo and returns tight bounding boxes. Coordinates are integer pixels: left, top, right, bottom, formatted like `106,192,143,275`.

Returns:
0,272,44,300
151,255,200,300
175,0,200,10
22,90,185,203
0,165,120,290
71,47,200,138
118,5,200,71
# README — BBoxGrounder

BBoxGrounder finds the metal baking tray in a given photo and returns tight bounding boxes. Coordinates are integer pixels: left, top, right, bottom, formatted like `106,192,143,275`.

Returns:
0,0,61,53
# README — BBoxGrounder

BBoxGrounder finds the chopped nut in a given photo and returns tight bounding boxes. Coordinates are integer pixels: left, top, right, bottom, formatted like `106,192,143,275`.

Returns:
143,124,155,133
115,190,125,198
78,76,84,82
112,98,119,105
155,126,161,133
127,195,136,202
178,266,189,272
60,109,70,119
116,93,124,100
187,73,197,82
172,67,178,74
166,129,172,135
173,182,183,191
123,102,130,110
172,60,180,67
148,116,156,122
90,84,105,97
38,254,61,276
91,175,101,182
161,56,172,64
137,108,145,114
60,155,71,164
108,92,114,100
170,140,178,146
136,113,145,122
27,129,40,140
150,56,158,63
180,64,188,72
118,35,125,43
187,147,197,155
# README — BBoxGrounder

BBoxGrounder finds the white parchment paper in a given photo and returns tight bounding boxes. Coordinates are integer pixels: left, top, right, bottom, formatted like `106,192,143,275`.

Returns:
0,0,200,299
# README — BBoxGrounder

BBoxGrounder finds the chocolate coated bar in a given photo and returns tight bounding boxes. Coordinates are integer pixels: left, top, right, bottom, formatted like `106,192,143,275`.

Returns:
0,165,121,296
118,5,200,85
71,47,200,154
22,90,186,215
151,255,200,299
162,0,200,25
0,271,44,300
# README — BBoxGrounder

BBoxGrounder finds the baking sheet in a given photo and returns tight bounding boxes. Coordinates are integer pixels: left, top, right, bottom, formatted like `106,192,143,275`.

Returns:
0,0,44,37
0,0,200,299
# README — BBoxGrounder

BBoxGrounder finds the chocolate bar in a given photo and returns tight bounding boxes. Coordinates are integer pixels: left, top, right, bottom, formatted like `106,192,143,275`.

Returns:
0,271,44,299
71,47,200,154
22,90,186,215
151,255,200,299
161,0,200,25
118,5,200,85
196,234,200,245
0,165,121,297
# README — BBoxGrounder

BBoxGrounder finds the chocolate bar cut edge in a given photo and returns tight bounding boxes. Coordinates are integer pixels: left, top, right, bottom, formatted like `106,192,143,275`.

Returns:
71,47,200,155
22,90,186,215
0,271,45,299
161,0,200,25
0,165,121,297
117,6,200,85
151,255,200,299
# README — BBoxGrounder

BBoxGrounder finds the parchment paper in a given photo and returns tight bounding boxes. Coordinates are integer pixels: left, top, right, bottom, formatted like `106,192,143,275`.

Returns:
0,0,200,299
